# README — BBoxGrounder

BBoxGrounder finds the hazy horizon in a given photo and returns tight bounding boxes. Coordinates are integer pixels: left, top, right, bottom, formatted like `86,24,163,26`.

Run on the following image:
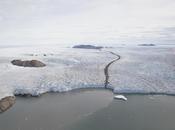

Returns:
0,0,175,46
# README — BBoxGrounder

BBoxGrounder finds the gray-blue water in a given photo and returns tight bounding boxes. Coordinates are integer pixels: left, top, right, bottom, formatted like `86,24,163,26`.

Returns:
1,90,175,130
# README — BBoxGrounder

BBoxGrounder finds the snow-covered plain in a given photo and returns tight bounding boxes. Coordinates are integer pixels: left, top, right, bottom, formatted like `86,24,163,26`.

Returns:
109,45,175,95
0,45,115,100
0,45,175,100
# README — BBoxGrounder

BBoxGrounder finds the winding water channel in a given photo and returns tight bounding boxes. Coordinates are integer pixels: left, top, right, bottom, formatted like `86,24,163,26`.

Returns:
104,51,121,89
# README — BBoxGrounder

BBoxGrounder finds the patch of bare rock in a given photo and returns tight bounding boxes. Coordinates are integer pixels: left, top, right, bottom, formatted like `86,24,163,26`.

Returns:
11,60,46,67
0,96,15,113
73,45,103,49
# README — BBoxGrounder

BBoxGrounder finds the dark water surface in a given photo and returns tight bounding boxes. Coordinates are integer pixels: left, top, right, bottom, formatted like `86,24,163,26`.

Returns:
65,95,175,130
0,89,113,130
1,90,175,130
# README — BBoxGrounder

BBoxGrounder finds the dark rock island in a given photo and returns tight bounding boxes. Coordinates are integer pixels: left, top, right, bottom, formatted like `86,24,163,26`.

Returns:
138,44,155,46
0,96,15,113
73,45,103,49
11,60,46,67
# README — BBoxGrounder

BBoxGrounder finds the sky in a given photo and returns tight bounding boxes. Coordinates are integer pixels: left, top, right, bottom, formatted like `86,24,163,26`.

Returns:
0,0,175,46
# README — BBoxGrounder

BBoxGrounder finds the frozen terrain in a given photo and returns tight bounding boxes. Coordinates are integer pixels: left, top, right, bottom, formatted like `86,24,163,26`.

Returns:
0,45,115,100
109,45,175,95
0,45,175,100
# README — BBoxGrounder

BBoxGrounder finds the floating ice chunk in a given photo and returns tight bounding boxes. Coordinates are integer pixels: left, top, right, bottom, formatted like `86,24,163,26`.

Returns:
114,95,127,101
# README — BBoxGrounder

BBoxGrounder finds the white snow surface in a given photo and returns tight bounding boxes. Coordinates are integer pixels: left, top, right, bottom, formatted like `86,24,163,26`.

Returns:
110,45,175,95
0,45,115,99
0,45,175,100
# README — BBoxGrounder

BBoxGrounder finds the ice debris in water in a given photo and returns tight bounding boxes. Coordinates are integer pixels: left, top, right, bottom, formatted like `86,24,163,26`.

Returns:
114,95,127,101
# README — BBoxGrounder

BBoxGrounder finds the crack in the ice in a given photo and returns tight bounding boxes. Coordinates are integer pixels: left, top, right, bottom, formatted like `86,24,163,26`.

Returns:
104,51,121,89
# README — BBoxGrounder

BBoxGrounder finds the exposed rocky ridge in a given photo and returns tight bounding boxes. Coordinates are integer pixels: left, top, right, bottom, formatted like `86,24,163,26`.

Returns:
11,60,46,67
73,45,103,49
138,44,155,46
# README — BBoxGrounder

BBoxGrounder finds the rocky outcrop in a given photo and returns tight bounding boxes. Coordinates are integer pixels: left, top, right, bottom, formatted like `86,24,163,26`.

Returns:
0,96,15,113
138,44,155,46
73,45,103,49
11,60,46,67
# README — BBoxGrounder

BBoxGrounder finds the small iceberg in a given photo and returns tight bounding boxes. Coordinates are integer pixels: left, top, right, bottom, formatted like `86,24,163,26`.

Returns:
114,95,127,101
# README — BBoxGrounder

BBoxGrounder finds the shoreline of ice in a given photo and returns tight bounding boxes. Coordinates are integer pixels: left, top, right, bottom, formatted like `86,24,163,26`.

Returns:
2,87,175,102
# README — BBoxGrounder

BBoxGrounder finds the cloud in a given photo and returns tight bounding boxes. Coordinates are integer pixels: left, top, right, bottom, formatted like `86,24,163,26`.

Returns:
0,0,175,45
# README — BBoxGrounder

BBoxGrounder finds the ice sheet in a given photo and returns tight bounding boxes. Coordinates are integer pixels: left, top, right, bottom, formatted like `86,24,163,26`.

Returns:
0,46,115,99
0,45,175,100
109,46,175,95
